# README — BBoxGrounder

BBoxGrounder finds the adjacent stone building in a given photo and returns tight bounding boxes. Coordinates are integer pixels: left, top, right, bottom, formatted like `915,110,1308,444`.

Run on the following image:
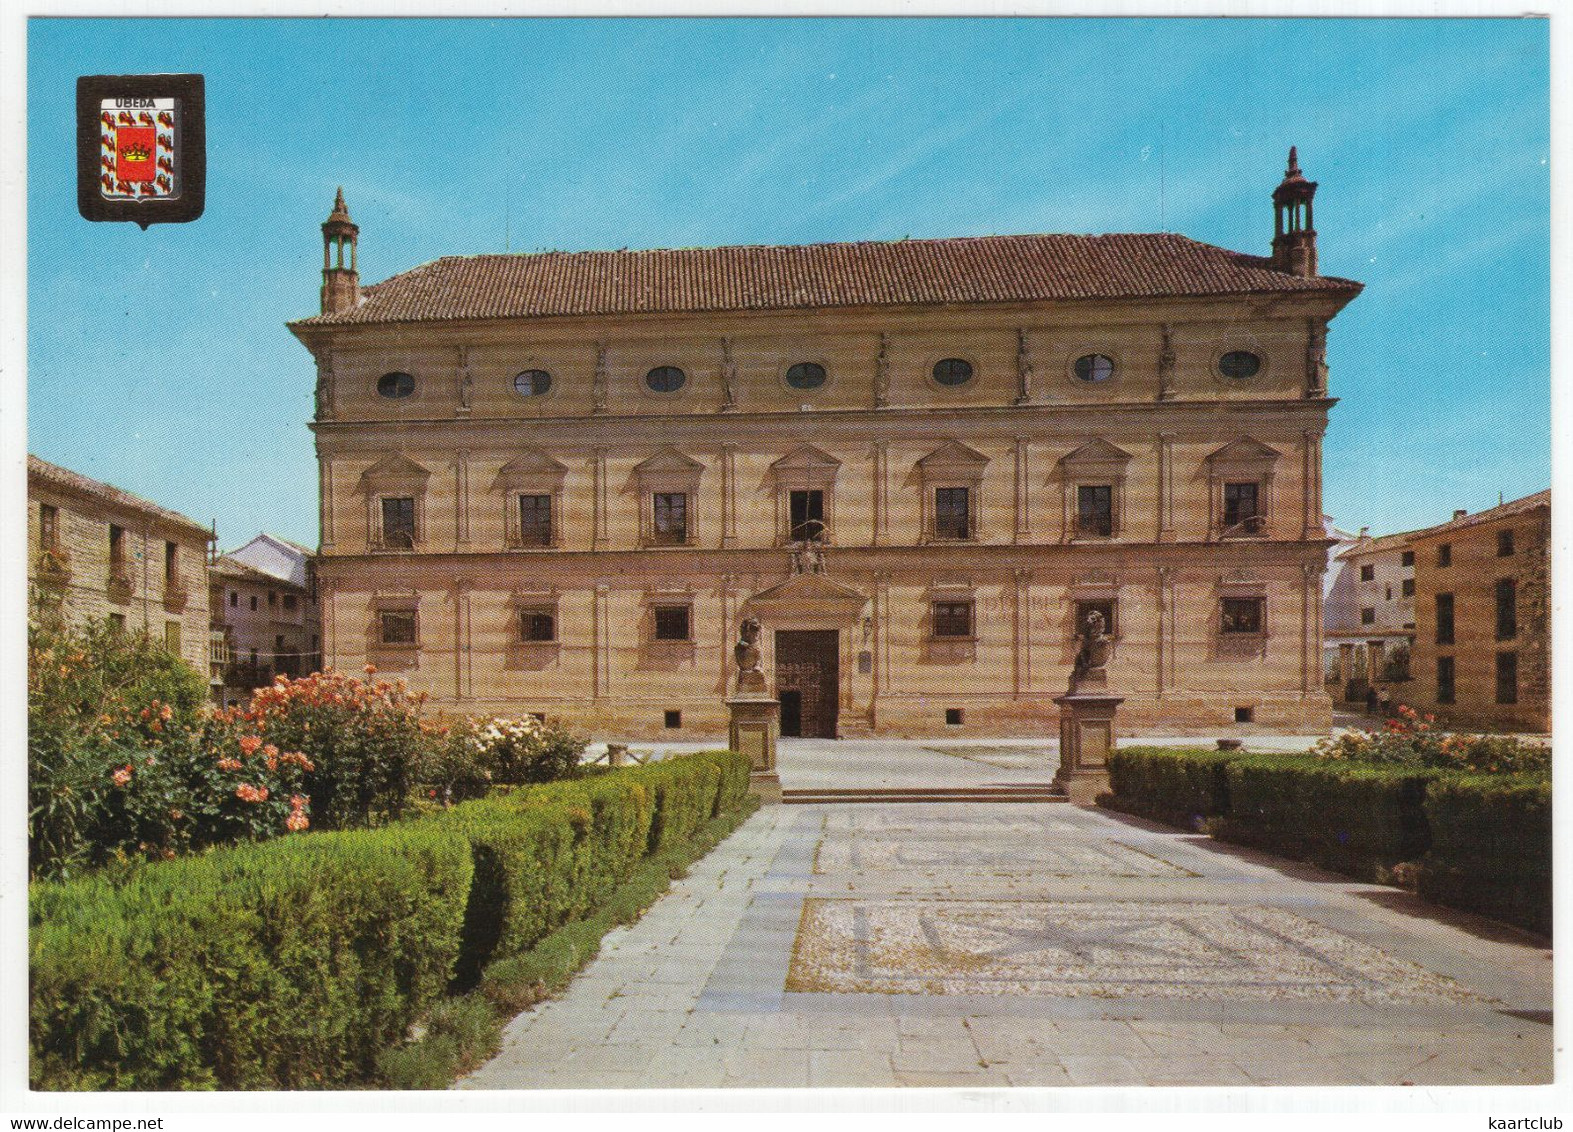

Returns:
27,454,213,675
1324,529,1418,706
290,154,1361,738
208,533,322,706
1406,491,1550,732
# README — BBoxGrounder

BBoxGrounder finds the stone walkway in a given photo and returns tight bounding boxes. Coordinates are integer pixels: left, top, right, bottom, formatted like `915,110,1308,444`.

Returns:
458,741,1552,1090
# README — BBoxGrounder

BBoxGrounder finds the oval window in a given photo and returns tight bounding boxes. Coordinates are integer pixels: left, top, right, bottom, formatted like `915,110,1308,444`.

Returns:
932,357,974,387
1218,351,1262,379
785,362,827,390
513,369,552,397
1073,354,1115,382
377,372,415,399
645,365,687,393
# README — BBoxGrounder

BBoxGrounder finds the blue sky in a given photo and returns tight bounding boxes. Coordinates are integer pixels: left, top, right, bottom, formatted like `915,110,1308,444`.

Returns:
26,17,1550,549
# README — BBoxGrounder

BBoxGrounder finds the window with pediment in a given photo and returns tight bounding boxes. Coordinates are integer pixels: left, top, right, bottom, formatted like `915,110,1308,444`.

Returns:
917,441,989,543
634,448,705,548
1206,438,1280,539
361,453,431,552
770,445,840,545
494,449,568,549
1058,439,1132,543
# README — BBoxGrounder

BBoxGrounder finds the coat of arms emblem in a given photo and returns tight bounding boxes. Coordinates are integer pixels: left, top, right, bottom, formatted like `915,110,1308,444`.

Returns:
99,98,177,201
76,74,205,226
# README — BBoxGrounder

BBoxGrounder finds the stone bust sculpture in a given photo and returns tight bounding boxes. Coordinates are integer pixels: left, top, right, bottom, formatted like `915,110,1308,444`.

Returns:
734,615,766,693
1070,609,1111,691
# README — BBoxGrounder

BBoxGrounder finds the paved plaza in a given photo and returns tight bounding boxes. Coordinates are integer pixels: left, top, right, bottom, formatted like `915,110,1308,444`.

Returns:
458,738,1553,1090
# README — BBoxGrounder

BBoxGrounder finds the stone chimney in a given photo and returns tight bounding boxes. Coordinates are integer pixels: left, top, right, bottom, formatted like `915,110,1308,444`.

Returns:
1271,147,1318,277
1453,509,1468,521
320,187,360,315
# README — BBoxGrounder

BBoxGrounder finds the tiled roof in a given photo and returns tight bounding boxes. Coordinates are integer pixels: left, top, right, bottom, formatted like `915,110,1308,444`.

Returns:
1335,530,1424,560
28,454,212,538
1409,490,1550,539
292,232,1361,328
210,555,282,584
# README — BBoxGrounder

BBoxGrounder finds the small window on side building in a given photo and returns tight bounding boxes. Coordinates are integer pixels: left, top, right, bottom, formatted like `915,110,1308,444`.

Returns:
1498,529,1515,557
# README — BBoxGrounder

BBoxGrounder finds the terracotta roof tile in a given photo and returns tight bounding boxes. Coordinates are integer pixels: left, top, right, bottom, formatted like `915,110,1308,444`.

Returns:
1408,490,1550,539
292,232,1360,328
28,454,212,539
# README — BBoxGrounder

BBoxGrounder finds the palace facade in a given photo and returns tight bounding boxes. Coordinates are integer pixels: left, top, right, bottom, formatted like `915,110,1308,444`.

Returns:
290,153,1361,738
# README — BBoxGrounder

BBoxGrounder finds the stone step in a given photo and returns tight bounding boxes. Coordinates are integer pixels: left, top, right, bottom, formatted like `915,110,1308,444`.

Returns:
782,784,1067,804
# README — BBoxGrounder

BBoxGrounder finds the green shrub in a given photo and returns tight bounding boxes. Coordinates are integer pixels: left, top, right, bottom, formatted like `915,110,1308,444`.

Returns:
624,756,724,853
1214,756,1439,880
30,823,471,1090
1101,746,1238,828
1417,774,1551,935
29,614,211,878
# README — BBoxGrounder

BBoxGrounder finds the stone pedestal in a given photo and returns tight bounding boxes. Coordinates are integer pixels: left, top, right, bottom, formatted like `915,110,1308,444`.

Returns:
728,695,781,804
1052,691,1124,804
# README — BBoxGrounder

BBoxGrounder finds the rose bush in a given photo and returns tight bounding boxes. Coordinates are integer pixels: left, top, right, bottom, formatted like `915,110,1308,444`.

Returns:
30,613,591,879
1312,705,1549,776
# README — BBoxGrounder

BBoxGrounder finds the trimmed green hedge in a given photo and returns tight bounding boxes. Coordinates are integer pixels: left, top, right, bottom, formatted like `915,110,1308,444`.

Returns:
31,751,755,1090
1213,756,1440,881
1417,774,1551,935
1104,746,1239,828
1098,747,1550,934
30,824,471,1090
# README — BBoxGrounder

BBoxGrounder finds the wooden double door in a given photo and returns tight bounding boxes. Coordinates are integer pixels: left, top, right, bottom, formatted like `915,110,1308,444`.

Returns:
775,629,839,739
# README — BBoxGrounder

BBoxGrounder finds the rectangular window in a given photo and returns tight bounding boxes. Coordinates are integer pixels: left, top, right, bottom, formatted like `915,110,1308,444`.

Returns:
379,610,417,645
1074,599,1117,638
653,493,688,545
229,591,238,607
1496,651,1518,705
1359,564,1375,582
268,591,277,607
653,605,691,641
40,503,59,550
381,496,416,548
1401,550,1415,567
250,595,258,612
1221,597,1264,635
518,494,553,546
1437,656,1455,704
520,609,556,642
165,621,181,653
1222,482,1261,532
934,487,971,540
1360,607,1376,625
1498,529,1515,557
1495,578,1517,641
789,489,824,541
1437,543,1452,567
283,594,298,612
108,612,125,631
1076,485,1114,537
664,710,683,729
1435,593,1455,646
109,524,126,569
1402,578,1415,598
164,542,178,587
932,600,974,638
